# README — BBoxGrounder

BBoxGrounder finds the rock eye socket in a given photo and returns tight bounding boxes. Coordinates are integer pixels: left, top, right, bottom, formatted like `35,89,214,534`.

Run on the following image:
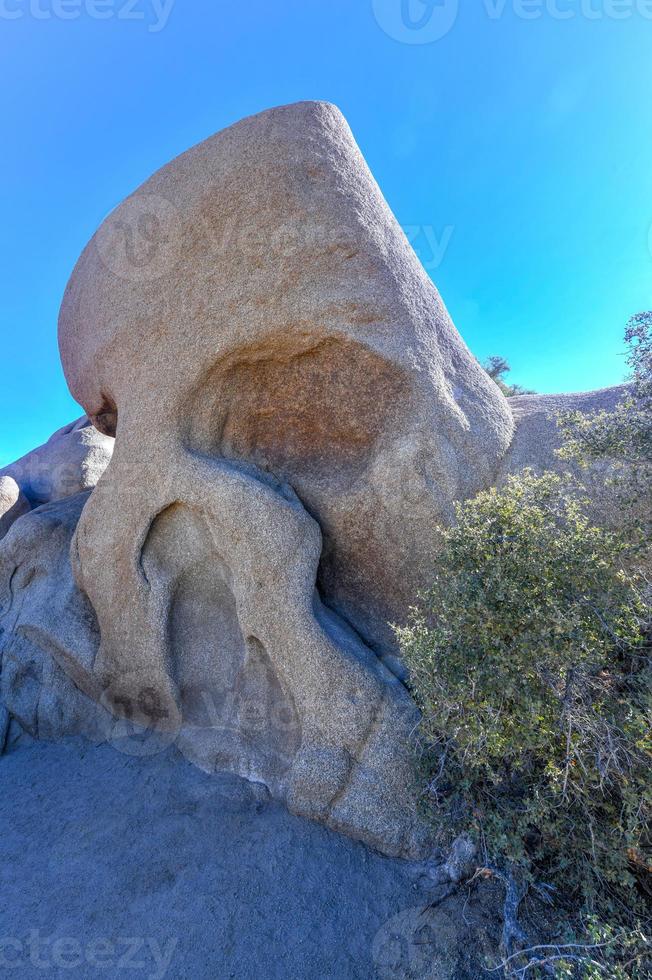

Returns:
91,394,118,438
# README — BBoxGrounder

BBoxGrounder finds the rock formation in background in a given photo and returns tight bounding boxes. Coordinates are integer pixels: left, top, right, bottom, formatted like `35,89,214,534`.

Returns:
501,385,632,528
0,476,30,540
0,101,629,858
0,417,113,540
503,385,629,477
0,493,110,745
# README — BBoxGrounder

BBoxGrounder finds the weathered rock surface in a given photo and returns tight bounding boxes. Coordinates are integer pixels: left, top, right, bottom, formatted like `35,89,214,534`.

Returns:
50,100,516,855
0,481,430,858
59,99,514,662
2,101,629,862
503,384,629,476
502,384,632,531
0,493,109,741
0,417,114,539
0,475,30,540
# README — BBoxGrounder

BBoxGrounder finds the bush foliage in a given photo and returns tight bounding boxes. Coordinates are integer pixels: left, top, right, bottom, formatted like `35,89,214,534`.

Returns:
399,315,652,976
557,311,652,549
558,312,651,472
483,355,536,397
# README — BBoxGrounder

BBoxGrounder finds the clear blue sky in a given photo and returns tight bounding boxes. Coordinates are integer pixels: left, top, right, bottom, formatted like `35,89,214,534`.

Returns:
1,0,651,465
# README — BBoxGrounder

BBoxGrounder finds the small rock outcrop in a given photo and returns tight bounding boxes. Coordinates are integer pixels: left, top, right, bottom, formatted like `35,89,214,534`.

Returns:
0,493,109,742
502,385,632,529
0,417,114,539
0,476,30,540
503,385,629,476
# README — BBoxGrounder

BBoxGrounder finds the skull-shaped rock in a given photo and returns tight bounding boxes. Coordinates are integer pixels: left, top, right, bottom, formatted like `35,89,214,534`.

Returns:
57,101,513,856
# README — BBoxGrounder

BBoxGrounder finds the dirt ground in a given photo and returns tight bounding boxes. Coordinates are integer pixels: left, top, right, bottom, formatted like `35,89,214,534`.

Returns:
0,737,503,979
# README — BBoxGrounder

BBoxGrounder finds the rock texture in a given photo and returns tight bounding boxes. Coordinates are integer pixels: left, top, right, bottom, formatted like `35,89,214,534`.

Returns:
502,384,632,530
0,475,30,540
49,100,516,855
0,417,113,539
0,493,109,741
0,485,431,857
503,384,629,477
59,100,514,662
4,101,628,862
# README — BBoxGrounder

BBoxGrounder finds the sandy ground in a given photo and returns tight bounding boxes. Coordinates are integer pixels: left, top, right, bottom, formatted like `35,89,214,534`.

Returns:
0,738,497,979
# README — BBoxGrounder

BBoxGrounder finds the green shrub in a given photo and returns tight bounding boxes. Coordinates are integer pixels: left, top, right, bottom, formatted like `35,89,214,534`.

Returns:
482,354,536,397
557,312,652,555
558,312,651,472
396,471,651,975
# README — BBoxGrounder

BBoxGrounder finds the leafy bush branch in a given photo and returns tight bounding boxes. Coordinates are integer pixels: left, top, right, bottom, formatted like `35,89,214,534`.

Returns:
399,315,652,977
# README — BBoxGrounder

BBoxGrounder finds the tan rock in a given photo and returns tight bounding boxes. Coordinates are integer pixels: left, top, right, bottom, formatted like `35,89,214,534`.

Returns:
53,101,516,855
502,384,634,529
8,103,630,857
59,99,513,647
